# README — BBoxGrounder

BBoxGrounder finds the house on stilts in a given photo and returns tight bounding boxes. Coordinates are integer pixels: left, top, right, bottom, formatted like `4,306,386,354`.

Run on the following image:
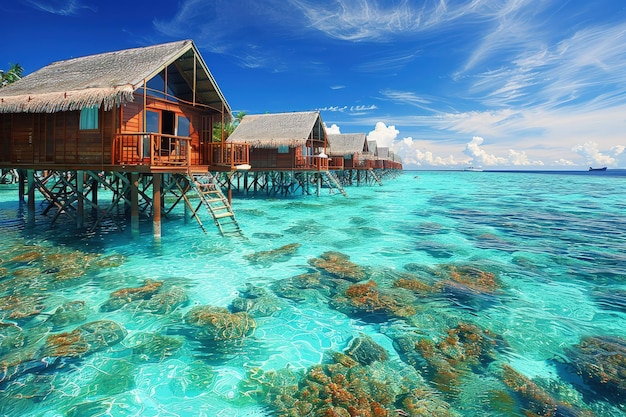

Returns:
0,39,249,237
327,133,382,186
224,111,346,196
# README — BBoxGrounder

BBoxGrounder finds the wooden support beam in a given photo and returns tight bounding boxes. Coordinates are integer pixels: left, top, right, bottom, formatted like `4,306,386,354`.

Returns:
131,172,139,232
153,173,162,239
77,170,84,229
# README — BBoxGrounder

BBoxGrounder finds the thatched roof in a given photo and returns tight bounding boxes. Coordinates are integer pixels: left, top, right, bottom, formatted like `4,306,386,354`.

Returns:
368,140,378,156
327,133,367,156
226,111,326,148
377,147,390,159
0,40,231,116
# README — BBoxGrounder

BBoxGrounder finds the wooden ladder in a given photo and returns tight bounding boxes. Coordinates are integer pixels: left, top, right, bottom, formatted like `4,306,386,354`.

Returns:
181,169,243,237
368,168,383,186
322,171,348,196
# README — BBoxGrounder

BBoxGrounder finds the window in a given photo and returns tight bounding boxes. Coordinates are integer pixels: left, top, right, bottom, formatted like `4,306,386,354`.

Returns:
177,115,190,137
278,145,289,154
79,106,99,130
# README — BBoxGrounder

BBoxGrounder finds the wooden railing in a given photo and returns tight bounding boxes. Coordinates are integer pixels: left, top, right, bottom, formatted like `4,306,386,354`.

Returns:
113,133,250,169
113,133,191,166
206,142,250,169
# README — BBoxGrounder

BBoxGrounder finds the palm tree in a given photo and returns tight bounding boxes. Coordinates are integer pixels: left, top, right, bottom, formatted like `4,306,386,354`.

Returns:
0,63,23,87
212,111,246,142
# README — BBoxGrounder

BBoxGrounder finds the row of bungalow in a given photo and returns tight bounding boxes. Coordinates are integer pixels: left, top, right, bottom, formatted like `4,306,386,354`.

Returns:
0,40,402,236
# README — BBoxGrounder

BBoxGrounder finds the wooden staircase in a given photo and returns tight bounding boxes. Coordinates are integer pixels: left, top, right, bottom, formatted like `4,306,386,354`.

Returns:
179,169,243,237
368,168,383,186
322,171,348,196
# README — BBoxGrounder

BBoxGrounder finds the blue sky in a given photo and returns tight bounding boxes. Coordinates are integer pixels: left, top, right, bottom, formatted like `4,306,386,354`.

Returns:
2,0,626,169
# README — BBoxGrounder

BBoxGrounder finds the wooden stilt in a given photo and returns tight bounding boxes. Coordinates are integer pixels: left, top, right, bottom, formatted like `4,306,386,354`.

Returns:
27,170,35,228
131,172,139,232
18,170,25,203
153,173,162,239
77,170,84,228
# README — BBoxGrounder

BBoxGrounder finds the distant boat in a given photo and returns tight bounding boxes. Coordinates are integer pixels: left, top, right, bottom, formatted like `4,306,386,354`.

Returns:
589,167,607,171
464,166,483,172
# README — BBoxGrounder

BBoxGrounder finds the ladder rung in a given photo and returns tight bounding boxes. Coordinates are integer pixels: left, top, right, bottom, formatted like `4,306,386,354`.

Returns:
204,198,223,203
212,206,229,211
214,212,234,219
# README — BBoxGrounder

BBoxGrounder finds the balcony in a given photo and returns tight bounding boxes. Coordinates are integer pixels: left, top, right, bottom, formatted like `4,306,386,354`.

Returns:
113,133,249,169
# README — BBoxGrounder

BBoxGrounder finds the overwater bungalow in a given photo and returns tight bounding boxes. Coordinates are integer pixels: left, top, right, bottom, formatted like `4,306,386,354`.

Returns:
224,111,346,196
327,133,368,170
0,40,248,236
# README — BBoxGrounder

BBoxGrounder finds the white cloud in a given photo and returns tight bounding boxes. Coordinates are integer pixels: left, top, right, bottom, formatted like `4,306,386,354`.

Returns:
572,141,616,166
367,122,399,148
324,123,341,134
464,136,507,166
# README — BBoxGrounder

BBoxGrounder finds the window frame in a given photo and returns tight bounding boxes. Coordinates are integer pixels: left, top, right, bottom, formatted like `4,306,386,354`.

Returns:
79,106,99,130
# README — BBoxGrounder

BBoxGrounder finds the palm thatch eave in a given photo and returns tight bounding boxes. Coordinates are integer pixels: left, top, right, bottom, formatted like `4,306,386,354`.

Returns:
0,85,135,113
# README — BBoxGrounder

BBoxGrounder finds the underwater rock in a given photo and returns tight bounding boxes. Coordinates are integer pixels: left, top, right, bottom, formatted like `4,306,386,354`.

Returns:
308,251,368,282
270,272,333,302
502,364,595,417
9,250,42,263
184,305,256,342
0,322,25,356
129,332,183,362
95,254,127,268
40,320,127,358
331,280,416,320
393,274,437,294
565,335,626,403
100,279,164,312
247,348,459,417
392,322,504,393
245,243,301,265
344,334,388,366
399,388,460,417
231,284,281,317
137,286,189,314
0,294,46,320
436,264,501,293
48,300,89,327
169,360,216,397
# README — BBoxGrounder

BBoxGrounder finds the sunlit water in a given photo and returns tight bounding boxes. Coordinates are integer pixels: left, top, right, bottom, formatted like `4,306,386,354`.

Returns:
0,171,624,416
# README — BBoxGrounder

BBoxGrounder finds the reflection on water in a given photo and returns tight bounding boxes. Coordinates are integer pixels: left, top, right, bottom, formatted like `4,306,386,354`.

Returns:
0,171,624,416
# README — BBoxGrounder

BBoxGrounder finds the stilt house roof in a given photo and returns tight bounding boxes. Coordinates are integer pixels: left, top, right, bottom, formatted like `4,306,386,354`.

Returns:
0,40,231,116
226,111,326,148
327,133,368,156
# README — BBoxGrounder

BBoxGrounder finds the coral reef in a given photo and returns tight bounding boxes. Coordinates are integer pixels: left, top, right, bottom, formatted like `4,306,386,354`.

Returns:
344,334,388,366
436,265,501,294
184,305,256,342
100,279,163,312
565,335,626,403
40,320,127,358
308,251,368,282
392,322,503,393
331,280,416,320
0,294,46,320
231,284,281,317
137,286,189,314
502,364,595,417
129,332,183,362
47,300,89,327
245,342,459,417
245,243,301,265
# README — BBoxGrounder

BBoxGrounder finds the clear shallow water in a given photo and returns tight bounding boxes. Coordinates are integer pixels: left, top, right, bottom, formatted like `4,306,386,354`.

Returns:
0,171,624,416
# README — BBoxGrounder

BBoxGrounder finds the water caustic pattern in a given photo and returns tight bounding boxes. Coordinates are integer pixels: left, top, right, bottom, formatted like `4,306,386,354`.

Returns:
0,171,624,416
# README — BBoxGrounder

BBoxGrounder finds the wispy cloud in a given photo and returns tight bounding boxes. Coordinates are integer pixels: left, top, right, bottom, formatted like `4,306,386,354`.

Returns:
22,0,95,15
317,104,378,113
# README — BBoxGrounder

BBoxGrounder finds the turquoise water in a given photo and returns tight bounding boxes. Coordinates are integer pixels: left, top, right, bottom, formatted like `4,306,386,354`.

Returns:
0,171,624,416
